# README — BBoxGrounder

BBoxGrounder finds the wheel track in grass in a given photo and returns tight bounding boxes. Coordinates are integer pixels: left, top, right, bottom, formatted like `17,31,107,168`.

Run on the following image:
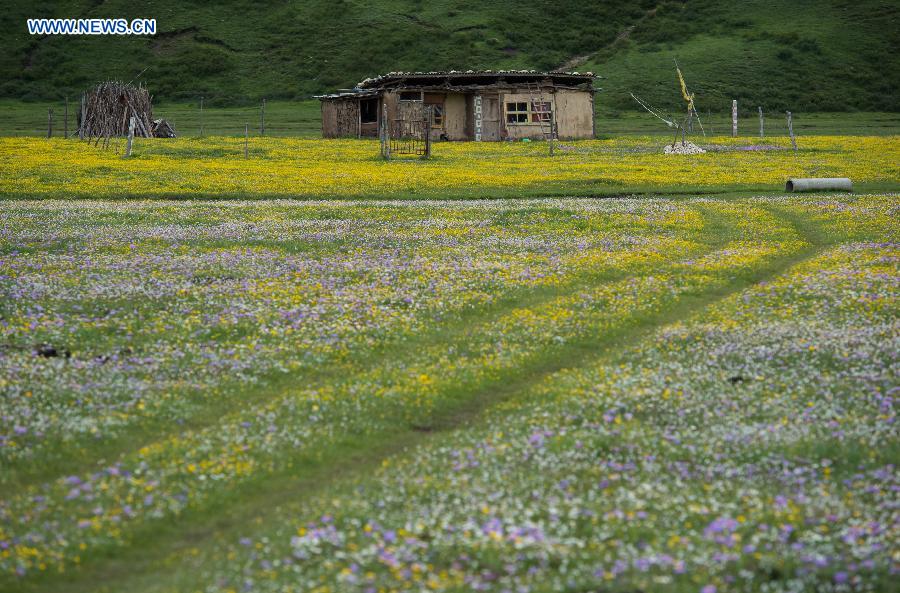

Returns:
3,217,710,493
1,199,718,491
5,203,832,593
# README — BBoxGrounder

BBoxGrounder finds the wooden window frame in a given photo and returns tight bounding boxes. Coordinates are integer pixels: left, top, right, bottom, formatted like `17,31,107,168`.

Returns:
505,99,553,126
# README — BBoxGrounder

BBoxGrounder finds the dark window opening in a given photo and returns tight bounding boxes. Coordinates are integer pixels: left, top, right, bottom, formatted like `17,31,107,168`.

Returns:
506,102,529,124
400,91,422,102
360,98,378,124
531,101,552,123
431,104,444,128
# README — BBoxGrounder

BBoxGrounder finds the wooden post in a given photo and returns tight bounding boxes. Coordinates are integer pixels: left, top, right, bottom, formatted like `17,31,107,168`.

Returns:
124,116,135,157
731,100,737,137
79,93,86,140
382,103,390,160
260,98,266,136
423,107,432,159
64,97,69,139
199,96,204,137
549,106,556,157
47,108,53,138
758,106,764,139
786,111,797,151
244,123,249,158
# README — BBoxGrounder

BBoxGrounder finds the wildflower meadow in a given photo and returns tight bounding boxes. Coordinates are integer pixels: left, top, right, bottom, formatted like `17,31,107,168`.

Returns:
0,136,897,199
0,194,896,592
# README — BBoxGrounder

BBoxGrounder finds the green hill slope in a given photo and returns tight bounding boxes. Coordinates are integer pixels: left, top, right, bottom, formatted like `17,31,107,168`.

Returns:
586,0,900,114
2,0,897,112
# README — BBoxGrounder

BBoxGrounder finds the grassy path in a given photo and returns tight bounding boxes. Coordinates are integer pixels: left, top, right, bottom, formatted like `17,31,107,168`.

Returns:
8,203,837,593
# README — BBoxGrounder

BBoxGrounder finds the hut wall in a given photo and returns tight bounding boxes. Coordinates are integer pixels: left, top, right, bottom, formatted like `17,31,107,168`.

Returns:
500,91,554,140
554,89,594,140
444,93,467,140
498,89,594,140
321,98,359,138
464,94,475,139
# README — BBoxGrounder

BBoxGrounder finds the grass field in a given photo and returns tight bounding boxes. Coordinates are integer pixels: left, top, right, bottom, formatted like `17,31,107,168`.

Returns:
0,195,896,592
3,2,898,591
1,135,898,200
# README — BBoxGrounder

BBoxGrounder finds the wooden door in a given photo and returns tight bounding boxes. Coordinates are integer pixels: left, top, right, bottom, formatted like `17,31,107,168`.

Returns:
481,95,500,141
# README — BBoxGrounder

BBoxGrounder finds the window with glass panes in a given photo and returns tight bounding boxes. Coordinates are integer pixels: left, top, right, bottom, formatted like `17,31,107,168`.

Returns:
505,100,552,124
505,102,529,123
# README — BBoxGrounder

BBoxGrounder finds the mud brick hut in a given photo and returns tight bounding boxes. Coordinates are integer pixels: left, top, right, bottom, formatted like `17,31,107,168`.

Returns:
317,70,596,141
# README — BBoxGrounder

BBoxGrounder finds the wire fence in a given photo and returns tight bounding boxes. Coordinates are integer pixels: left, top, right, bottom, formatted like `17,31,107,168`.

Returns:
4,97,898,139
2,97,323,138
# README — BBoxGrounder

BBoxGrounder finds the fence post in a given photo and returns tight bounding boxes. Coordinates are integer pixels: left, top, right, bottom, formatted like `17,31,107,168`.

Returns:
731,100,737,137
382,103,390,160
64,97,69,139
786,111,797,151
124,116,135,157
549,107,556,157
199,96,204,137
758,106,764,139
260,98,266,136
423,107,432,159
244,123,249,158
47,108,53,138
79,93,86,140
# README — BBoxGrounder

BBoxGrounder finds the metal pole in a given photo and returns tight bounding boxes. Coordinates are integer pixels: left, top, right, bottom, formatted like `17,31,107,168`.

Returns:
758,106,764,139
64,97,69,139
47,108,53,138
244,123,248,158
199,96,204,137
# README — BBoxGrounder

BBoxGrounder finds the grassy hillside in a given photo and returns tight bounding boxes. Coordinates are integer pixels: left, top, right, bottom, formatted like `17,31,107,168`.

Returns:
2,0,897,113
2,0,644,104
587,0,900,115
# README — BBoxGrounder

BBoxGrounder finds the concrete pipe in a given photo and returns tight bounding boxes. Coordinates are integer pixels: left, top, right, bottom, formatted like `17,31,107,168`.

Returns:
785,178,852,192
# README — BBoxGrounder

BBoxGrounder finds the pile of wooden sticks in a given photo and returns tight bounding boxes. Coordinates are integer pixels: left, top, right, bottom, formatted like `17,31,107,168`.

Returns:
77,81,155,146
